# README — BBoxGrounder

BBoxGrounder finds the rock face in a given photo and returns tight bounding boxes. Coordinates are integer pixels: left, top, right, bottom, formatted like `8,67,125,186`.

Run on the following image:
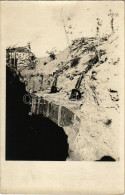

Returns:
31,89,119,161
23,33,120,161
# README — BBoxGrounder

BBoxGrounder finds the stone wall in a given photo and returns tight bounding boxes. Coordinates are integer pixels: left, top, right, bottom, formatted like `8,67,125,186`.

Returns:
31,93,119,161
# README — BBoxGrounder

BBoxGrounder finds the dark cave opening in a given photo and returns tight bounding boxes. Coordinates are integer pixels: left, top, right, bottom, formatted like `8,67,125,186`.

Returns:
6,66,69,161
96,156,116,161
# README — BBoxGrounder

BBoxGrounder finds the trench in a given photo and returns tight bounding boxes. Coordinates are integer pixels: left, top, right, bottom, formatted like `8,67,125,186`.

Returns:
6,66,69,161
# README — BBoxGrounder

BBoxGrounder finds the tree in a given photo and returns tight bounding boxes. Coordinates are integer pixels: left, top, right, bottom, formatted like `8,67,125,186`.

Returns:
27,42,31,50
96,18,102,38
96,18,102,63
108,10,119,34
46,50,56,60
61,8,71,53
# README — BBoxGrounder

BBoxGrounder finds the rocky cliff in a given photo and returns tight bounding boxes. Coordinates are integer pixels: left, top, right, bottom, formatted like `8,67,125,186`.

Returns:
21,32,120,161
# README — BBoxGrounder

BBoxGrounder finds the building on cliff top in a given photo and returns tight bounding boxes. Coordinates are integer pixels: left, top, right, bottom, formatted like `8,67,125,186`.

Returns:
6,43,36,70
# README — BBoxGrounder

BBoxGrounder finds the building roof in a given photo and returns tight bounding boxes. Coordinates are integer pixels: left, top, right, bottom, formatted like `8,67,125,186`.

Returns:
7,47,32,53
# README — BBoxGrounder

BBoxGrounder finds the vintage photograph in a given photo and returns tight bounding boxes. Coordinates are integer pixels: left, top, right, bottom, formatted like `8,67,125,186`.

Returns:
5,1,122,161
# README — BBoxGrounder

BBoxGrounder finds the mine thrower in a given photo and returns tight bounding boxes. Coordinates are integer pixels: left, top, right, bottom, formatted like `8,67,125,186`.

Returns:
50,75,58,93
69,71,85,100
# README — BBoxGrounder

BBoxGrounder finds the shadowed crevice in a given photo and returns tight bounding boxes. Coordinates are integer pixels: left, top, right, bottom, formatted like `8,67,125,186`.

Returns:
6,66,69,161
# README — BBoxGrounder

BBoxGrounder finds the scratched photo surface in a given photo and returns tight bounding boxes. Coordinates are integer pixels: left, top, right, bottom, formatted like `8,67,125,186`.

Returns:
5,1,123,161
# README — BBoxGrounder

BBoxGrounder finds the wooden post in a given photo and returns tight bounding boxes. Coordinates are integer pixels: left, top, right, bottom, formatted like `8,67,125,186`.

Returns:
10,52,12,66
14,51,17,69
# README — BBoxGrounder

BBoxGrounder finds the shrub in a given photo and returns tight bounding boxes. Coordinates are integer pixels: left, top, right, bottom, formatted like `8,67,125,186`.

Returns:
71,56,80,68
43,61,47,65
46,50,56,60
104,119,112,126
49,52,56,60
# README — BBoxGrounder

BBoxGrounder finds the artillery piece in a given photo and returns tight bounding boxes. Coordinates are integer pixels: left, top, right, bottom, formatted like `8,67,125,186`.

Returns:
50,75,58,93
50,74,62,93
69,71,85,100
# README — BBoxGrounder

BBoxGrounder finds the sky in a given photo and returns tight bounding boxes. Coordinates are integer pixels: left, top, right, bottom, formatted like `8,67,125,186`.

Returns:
1,1,123,58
